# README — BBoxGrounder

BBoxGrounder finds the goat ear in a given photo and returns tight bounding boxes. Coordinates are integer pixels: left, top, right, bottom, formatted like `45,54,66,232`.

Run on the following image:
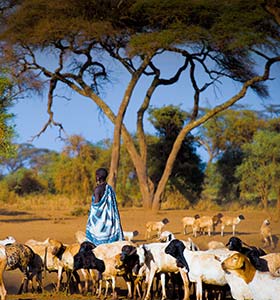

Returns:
143,244,148,254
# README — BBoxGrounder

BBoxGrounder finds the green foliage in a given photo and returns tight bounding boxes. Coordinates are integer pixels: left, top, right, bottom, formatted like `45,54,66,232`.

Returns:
5,168,47,196
201,108,269,205
236,130,280,208
0,71,16,159
0,180,17,203
148,105,205,202
199,108,265,160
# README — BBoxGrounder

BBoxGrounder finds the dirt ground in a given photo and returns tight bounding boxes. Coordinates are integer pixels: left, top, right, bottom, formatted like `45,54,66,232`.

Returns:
0,206,279,300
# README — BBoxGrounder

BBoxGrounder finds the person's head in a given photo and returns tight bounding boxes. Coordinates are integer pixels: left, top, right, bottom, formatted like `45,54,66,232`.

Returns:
95,168,108,183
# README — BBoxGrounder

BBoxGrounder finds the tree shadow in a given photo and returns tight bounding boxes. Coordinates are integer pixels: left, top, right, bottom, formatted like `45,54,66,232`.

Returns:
0,208,54,223
0,209,30,216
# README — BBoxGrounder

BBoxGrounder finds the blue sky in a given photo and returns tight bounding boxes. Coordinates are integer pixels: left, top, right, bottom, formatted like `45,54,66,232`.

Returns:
10,54,280,161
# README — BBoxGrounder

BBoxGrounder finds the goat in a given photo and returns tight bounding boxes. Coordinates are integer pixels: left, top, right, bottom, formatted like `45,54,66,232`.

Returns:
26,238,82,293
243,248,280,277
5,243,36,294
182,214,200,235
0,246,7,300
158,231,175,242
92,240,136,298
192,216,214,237
225,236,280,277
220,214,245,236
221,252,280,300
75,231,87,244
123,230,139,242
145,218,169,240
0,236,16,246
73,241,105,295
260,219,274,248
207,240,226,250
136,241,194,300
165,239,240,300
117,244,143,298
260,253,280,277
226,236,266,256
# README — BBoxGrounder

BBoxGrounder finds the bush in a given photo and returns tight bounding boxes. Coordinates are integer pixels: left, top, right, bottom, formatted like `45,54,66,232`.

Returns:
71,207,88,216
0,180,17,203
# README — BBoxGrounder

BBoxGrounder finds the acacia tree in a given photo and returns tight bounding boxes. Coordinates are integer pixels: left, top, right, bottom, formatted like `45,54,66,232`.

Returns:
0,0,280,210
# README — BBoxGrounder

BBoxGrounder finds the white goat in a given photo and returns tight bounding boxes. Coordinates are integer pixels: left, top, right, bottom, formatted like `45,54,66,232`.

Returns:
192,216,213,237
182,214,200,235
262,253,280,276
165,239,243,300
123,230,139,242
93,240,136,299
158,231,175,242
222,252,280,300
260,219,274,248
75,230,87,244
137,241,192,300
145,218,169,240
220,214,245,236
207,240,226,250
0,236,16,246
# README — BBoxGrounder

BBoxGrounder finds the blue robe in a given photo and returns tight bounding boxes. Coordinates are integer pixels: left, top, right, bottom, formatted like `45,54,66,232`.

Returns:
86,184,124,245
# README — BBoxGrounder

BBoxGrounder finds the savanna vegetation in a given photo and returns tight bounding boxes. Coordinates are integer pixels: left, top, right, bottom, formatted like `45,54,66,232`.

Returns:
0,0,280,213
1,105,280,216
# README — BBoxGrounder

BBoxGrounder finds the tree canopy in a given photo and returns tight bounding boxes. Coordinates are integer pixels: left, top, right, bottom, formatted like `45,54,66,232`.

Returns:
0,0,280,209
237,130,280,210
0,70,16,160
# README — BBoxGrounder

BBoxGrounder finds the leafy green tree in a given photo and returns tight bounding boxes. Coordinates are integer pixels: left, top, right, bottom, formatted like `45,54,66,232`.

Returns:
0,70,16,160
5,168,46,196
199,108,265,163
236,130,280,210
148,105,204,203
1,0,280,210
200,108,267,204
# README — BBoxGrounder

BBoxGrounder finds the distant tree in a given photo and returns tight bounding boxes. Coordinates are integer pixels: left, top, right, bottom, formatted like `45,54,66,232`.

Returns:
200,108,266,204
198,108,265,164
0,143,54,174
236,130,280,210
0,0,280,210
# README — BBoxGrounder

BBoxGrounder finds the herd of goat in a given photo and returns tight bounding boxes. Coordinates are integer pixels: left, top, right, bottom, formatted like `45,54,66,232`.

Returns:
0,212,278,300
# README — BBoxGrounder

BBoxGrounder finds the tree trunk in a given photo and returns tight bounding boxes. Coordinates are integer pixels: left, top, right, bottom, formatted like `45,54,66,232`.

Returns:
276,189,280,221
260,188,269,210
108,55,153,190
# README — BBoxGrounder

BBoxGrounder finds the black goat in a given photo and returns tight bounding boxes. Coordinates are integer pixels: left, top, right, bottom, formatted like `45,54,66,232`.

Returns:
226,236,268,271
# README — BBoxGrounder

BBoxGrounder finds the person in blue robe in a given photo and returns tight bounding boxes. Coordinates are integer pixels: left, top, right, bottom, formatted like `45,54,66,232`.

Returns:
86,168,124,245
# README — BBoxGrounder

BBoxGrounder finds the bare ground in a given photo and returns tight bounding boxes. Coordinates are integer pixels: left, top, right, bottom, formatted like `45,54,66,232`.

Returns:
0,206,279,300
